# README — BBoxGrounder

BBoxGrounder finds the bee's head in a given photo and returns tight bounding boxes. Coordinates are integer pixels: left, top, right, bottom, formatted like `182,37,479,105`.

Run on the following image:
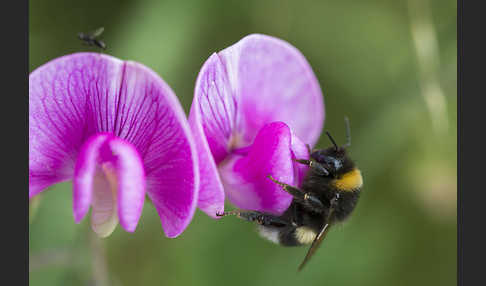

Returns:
310,118,355,176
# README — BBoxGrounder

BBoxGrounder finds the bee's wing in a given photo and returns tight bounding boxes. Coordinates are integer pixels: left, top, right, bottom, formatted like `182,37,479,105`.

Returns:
297,222,332,271
91,27,105,38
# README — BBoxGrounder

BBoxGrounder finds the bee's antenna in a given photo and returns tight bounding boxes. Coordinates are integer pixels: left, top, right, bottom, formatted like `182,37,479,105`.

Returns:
325,132,338,151
343,116,351,148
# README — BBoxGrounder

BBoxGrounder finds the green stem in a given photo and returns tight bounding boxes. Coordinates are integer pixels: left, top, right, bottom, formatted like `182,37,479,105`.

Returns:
89,231,111,286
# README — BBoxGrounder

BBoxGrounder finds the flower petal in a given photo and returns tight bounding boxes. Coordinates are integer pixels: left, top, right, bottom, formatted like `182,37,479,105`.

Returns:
30,53,199,237
190,35,324,216
29,53,124,198
73,133,146,236
90,164,119,238
104,137,146,233
189,54,229,217
188,111,225,218
290,130,310,186
191,53,237,163
121,62,199,238
72,133,111,223
219,33,325,147
218,122,295,214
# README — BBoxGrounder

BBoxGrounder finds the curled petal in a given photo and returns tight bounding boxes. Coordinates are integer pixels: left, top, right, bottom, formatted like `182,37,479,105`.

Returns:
72,133,111,223
219,122,296,214
188,112,225,218
189,54,229,217
73,133,146,236
105,137,146,232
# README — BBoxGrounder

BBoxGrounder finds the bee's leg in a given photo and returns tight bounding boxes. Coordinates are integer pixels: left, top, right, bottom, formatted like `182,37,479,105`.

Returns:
216,210,289,227
267,175,325,213
293,159,329,176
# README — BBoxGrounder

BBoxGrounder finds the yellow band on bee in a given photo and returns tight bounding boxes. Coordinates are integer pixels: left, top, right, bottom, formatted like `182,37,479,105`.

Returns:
333,168,363,191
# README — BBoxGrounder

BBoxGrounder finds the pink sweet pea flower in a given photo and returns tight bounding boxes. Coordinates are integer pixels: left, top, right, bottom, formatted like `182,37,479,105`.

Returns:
189,34,325,217
29,53,199,238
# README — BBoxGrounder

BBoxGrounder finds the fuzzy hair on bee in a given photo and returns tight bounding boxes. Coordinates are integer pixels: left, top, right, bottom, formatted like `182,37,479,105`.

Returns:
217,117,363,271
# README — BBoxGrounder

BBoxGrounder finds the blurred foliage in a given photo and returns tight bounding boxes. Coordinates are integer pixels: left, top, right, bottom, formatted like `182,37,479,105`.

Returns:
29,0,456,285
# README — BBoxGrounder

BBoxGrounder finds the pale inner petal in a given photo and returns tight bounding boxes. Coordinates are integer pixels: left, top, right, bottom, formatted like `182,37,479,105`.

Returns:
91,163,119,238
218,154,262,209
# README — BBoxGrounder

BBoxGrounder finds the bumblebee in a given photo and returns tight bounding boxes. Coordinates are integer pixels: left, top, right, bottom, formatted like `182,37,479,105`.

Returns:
217,118,363,271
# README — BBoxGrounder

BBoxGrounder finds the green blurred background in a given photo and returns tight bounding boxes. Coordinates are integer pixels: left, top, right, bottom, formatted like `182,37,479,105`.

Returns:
29,0,457,285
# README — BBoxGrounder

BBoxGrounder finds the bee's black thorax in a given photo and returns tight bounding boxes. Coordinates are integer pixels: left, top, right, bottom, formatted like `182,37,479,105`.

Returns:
301,147,362,221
